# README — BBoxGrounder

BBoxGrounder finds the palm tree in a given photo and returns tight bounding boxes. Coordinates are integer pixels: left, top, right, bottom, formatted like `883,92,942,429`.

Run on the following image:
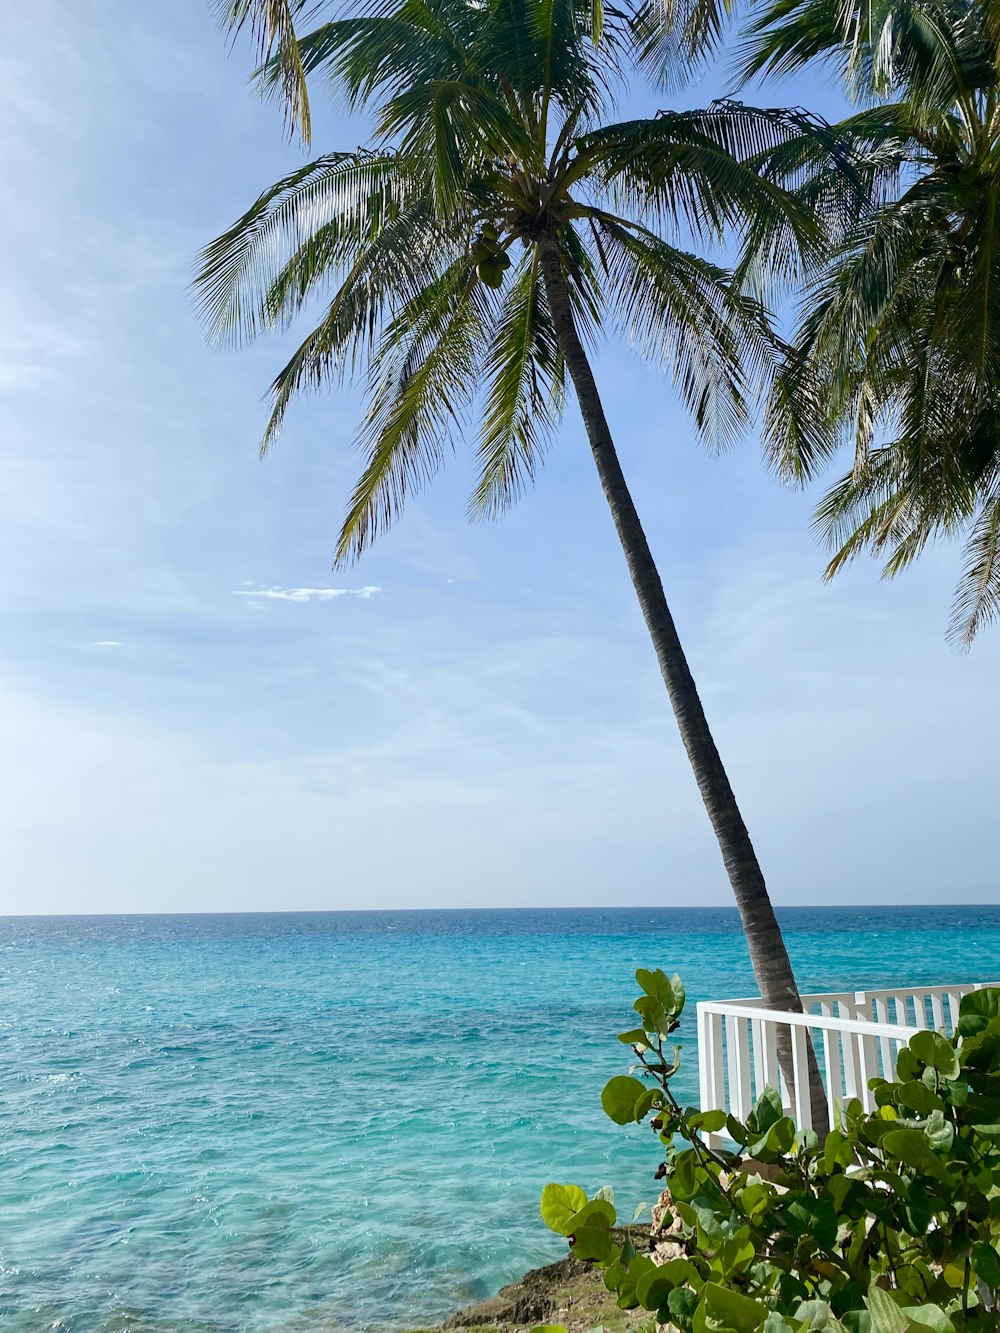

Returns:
202,0,834,1115
744,0,1000,645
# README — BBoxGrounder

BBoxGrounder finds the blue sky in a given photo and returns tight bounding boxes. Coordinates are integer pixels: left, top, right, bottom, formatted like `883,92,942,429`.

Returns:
2,2,998,914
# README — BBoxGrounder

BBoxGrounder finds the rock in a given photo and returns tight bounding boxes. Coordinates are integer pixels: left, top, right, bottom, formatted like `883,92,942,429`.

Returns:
441,1254,592,1328
650,1190,686,1266
439,1233,656,1333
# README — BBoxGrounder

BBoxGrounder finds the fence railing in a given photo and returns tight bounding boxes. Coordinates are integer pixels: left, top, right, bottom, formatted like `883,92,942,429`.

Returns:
696,982,995,1145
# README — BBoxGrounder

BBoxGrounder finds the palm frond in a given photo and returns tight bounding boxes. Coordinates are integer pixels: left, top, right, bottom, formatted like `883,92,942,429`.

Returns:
217,0,314,141
577,103,829,293
949,489,1000,645
472,247,564,517
336,261,490,562
378,80,539,215
592,214,773,448
195,151,415,344
257,202,458,451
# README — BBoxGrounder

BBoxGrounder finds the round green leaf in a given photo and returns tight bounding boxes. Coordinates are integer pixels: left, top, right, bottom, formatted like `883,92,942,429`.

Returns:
895,1080,945,1115
635,1269,677,1310
601,1075,649,1125
540,1182,588,1234
632,994,669,1036
971,1239,1000,1287
690,1109,727,1134
566,1198,617,1233
633,1086,664,1121
957,987,1000,1037
908,1030,960,1081
617,1028,650,1046
666,1286,697,1330
636,967,675,1008
698,1281,768,1332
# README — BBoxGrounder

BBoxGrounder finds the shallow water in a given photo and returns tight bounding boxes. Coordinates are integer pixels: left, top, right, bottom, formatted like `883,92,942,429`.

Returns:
2,906,998,1332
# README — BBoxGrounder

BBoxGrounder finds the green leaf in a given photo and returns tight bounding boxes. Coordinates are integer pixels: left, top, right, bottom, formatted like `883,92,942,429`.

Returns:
572,1218,616,1261
908,1031,960,1082
826,1173,855,1213
762,1317,797,1333
739,1181,772,1218
864,1287,908,1333
636,1269,679,1310
893,1081,945,1116
657,1257,701,1285
749,1115,796,1158
896,1048,920,1082
567,1198,617,1233
881,1127,947,1177
865,1291,952,1333
695,1281,768,1333
922,1109,954,1154
634,1087,664,1121
750,1085,783,1134
898,1306,955,1333
903,1192,931,1235
670,1151,699,1201
563,1196,616,1261
540,1183,589,1234
636,967,676,1008
690,1109,728,1134
668,1285,699,1332
957,988,1000,1037
601,1075,649,1125
671,974,687,1014
792,1301,833,1329
604,1259,625,1294
823,1128,852,1173
785,1197,838,1249
962,1092,1000,1127
613,1252,655,1308
720,1231,756,1272
971,1239,1000,1286
690,1198,724,1248
727,1114,751,1147
633,994,670,1036
617,1028,650,1046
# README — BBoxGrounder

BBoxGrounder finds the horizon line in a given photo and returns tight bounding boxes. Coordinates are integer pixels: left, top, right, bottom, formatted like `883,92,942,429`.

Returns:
2,902,997,919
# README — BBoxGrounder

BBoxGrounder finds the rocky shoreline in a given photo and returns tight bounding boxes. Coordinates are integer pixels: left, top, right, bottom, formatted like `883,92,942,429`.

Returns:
407,1224,666,1333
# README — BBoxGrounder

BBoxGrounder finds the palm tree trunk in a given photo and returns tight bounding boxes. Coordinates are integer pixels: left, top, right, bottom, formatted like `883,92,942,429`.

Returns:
537,234,827,1131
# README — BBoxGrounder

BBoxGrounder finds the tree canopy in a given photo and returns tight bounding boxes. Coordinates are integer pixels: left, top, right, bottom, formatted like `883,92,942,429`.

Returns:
751,0,1000,644
199,0,833,565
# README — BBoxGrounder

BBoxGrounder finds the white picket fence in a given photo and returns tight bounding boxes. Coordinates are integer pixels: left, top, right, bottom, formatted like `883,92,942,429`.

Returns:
696,982,996,1144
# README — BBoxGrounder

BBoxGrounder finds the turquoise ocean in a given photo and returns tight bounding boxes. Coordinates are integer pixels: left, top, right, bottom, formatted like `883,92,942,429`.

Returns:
2,906,998,1333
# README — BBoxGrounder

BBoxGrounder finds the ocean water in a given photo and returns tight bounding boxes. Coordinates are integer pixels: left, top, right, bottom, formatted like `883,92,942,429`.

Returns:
2,905,998,1333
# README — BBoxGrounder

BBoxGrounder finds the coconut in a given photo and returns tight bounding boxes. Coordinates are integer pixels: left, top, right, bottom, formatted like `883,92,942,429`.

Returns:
477,257,506,287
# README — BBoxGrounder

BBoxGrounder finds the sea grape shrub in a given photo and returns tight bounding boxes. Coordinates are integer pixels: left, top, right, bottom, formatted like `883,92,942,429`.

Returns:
539,971,1000,1332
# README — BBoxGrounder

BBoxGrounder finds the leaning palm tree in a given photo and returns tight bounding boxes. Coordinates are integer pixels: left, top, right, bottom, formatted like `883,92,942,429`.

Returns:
202,0,835,1113
746,0,1000,645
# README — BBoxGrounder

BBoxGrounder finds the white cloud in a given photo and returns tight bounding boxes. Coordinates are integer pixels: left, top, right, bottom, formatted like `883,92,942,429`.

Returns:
92,640,123,647
234,585,381,604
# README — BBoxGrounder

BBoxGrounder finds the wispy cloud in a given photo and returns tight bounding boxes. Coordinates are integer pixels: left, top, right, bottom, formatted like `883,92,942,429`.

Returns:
234,585,382,604
92,640,123,647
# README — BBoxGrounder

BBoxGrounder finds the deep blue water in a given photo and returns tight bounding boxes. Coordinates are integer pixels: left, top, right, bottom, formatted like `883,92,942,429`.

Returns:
2,905,998,1332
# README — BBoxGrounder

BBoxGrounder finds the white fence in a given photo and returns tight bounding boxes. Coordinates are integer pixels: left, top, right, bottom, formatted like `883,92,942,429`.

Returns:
696,982,996,1143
